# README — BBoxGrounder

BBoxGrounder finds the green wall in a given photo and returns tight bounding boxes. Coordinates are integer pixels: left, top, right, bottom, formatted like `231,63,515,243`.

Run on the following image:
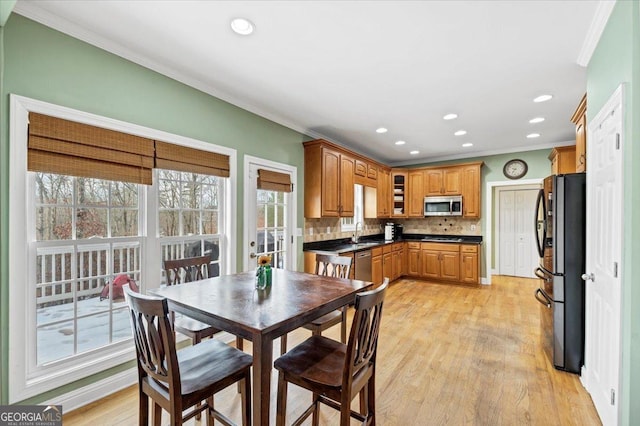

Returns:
0,14,310,404
587,1,640,424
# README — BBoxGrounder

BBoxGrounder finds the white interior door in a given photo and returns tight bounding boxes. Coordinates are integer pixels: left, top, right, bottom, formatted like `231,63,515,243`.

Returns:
243,156,297,272
498,188,538,278
583,86,623,426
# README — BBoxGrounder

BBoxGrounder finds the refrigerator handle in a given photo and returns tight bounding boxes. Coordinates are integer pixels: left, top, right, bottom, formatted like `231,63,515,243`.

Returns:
534,266,552,282
534,188,546,258
534,288,552,308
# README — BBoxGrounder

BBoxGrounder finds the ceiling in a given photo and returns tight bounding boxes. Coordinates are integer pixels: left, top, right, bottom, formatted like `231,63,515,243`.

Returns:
14,1,607,165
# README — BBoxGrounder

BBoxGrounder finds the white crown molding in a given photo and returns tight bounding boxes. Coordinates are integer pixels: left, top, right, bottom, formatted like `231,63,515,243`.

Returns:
388,140,575,167
577,0,617,67
12,2,317,139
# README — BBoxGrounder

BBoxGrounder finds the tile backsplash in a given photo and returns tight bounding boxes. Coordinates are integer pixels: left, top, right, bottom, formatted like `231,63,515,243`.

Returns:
304,217,481,242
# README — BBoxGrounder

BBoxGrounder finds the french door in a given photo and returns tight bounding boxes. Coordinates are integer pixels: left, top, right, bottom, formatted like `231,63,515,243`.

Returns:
243,156,297,272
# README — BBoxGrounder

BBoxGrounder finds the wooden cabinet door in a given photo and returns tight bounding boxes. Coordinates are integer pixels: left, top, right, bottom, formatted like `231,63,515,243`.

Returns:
400,246,408,276
425,170,443,196
460,252,478,284
421,249,440,279
377,168,391,217
408,170,425,217
340,155,355,216
393,249,402,280
321,148,341,217
372,254,383,285
462,164,480,218
440,251,460,281
407,248,420,276
443,168,461,195
576,113,587,172
382,252,393,282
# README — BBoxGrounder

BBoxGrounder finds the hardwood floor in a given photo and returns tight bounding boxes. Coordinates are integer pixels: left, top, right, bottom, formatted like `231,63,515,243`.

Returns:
62,276,601,425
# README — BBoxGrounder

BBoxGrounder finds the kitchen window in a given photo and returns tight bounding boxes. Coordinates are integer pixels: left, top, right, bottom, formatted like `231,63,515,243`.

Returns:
341,184,364,232
8,95,236,402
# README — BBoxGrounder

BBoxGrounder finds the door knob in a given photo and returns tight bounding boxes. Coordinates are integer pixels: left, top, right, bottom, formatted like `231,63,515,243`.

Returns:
581,273,595,282
250,253,257,259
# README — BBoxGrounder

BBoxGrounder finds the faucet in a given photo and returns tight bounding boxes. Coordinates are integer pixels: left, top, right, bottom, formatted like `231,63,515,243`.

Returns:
353,222,363,243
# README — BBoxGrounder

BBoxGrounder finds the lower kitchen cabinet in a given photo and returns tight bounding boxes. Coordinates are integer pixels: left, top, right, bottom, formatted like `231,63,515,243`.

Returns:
372,246,383,285
407,242,421,276
421,243,461,282
460,245,479,284
382,245,393,282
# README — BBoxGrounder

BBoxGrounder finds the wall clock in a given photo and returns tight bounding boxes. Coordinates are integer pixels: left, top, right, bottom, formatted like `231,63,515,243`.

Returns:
503,159,528,179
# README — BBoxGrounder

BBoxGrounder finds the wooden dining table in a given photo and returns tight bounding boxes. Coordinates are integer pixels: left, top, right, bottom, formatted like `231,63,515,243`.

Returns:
150,268,373,425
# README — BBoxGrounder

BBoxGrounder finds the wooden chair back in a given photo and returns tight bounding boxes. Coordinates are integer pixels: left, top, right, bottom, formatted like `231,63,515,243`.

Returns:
124,285,181,397
315,254,352,278
164,254,211,285
344,278,388,385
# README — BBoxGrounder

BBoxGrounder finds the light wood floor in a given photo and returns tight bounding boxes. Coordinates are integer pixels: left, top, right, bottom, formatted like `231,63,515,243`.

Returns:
63,276,601,425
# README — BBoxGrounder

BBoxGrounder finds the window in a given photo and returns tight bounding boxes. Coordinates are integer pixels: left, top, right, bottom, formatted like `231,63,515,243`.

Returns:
256,189,288,269
341,184,364,233
34,174,141,365
158,170,224,280
9,95,237,402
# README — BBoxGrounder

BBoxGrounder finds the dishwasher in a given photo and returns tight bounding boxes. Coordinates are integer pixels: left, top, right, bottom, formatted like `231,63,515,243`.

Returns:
354,250,372,281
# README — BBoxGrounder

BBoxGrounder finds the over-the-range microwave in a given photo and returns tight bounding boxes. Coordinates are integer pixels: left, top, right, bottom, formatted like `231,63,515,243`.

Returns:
424,195,463,216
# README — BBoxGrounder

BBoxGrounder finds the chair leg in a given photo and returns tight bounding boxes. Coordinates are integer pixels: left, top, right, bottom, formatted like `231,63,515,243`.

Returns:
138,392,149,426
280,333,287,355
206,396,215,426
242,372,252,426
339,393,351,426
236,336,243,351
152,402,162,426
276,372,288,426
340,308,347,343
360,386,368,415
312,393,320,426
367,374,376,426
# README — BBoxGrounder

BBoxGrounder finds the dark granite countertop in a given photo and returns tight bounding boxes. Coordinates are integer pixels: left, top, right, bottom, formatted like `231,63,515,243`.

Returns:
303,233,482,255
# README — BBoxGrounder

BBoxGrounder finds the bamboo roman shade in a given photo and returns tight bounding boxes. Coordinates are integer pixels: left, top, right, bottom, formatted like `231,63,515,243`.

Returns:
257,169,292,192
28,113,155,184
155,141,230,178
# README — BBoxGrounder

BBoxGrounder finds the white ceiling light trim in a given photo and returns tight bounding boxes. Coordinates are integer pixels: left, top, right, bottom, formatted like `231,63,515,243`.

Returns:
533,94,553,103
527,133,541,138
409,150,419,155
462,143,473,147
376,127,388,133
395,140,406,145
454,130,467,136
443,113,458,120
529,117,545,123
230,18,254,35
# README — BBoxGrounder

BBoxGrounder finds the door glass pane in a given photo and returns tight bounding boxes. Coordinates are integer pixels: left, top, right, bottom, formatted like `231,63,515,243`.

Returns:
256,187,288,270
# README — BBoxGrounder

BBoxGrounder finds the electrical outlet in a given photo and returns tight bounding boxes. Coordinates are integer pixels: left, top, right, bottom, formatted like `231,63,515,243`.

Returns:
326,226,331,234
470,224,477,231
309,228,313,235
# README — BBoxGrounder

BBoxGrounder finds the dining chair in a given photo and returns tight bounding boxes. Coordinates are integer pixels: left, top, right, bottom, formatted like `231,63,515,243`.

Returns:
164,255,244,351
274,278,389,426
123,285,252,426
279,254,353,355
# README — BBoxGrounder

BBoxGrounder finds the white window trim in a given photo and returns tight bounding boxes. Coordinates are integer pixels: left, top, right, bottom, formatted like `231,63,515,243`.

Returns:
243,155,297,273
8,94,237,402
341,184,363,233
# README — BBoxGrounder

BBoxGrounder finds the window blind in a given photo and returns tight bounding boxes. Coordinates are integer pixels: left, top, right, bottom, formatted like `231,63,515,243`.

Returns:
155,141,230,178
27,113,155,184
257,169,292,192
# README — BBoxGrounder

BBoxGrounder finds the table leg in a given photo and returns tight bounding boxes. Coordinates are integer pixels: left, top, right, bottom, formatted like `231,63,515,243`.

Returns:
252,333,273,426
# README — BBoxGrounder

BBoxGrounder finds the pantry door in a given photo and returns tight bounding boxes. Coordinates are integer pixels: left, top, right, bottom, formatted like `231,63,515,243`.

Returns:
498,187,539,278
243,156,297,272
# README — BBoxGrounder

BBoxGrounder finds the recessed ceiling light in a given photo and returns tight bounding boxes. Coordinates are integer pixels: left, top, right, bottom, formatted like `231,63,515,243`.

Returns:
376,127,388,134
527,133,541,138
533,94,553,103
529,117,545,123
410,150,419,155
231,18,254,35
395,140,406,145
443,113,458,120
462,143,473,147
454,130,467,136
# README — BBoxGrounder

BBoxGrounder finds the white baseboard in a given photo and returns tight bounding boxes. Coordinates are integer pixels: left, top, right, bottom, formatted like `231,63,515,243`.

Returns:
481,276,491,285
43,368,137,414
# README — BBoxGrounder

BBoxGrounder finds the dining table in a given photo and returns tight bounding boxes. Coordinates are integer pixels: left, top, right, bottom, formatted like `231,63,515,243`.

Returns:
150,268,373,425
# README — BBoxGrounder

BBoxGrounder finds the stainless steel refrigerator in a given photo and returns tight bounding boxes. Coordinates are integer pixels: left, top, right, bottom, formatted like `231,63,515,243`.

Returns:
533,173,586,373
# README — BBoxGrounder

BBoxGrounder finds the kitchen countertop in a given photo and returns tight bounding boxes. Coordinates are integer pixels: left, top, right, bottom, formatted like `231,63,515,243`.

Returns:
303,234,482,255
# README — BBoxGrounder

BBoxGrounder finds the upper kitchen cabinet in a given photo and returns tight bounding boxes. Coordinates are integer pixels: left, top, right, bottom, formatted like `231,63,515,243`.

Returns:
461,163,481,218
549,145,576,175
377,167,392,218
407,170,425,217
571,94,587,173
391,170,407,218
425,167,461,196
303,140,355,218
